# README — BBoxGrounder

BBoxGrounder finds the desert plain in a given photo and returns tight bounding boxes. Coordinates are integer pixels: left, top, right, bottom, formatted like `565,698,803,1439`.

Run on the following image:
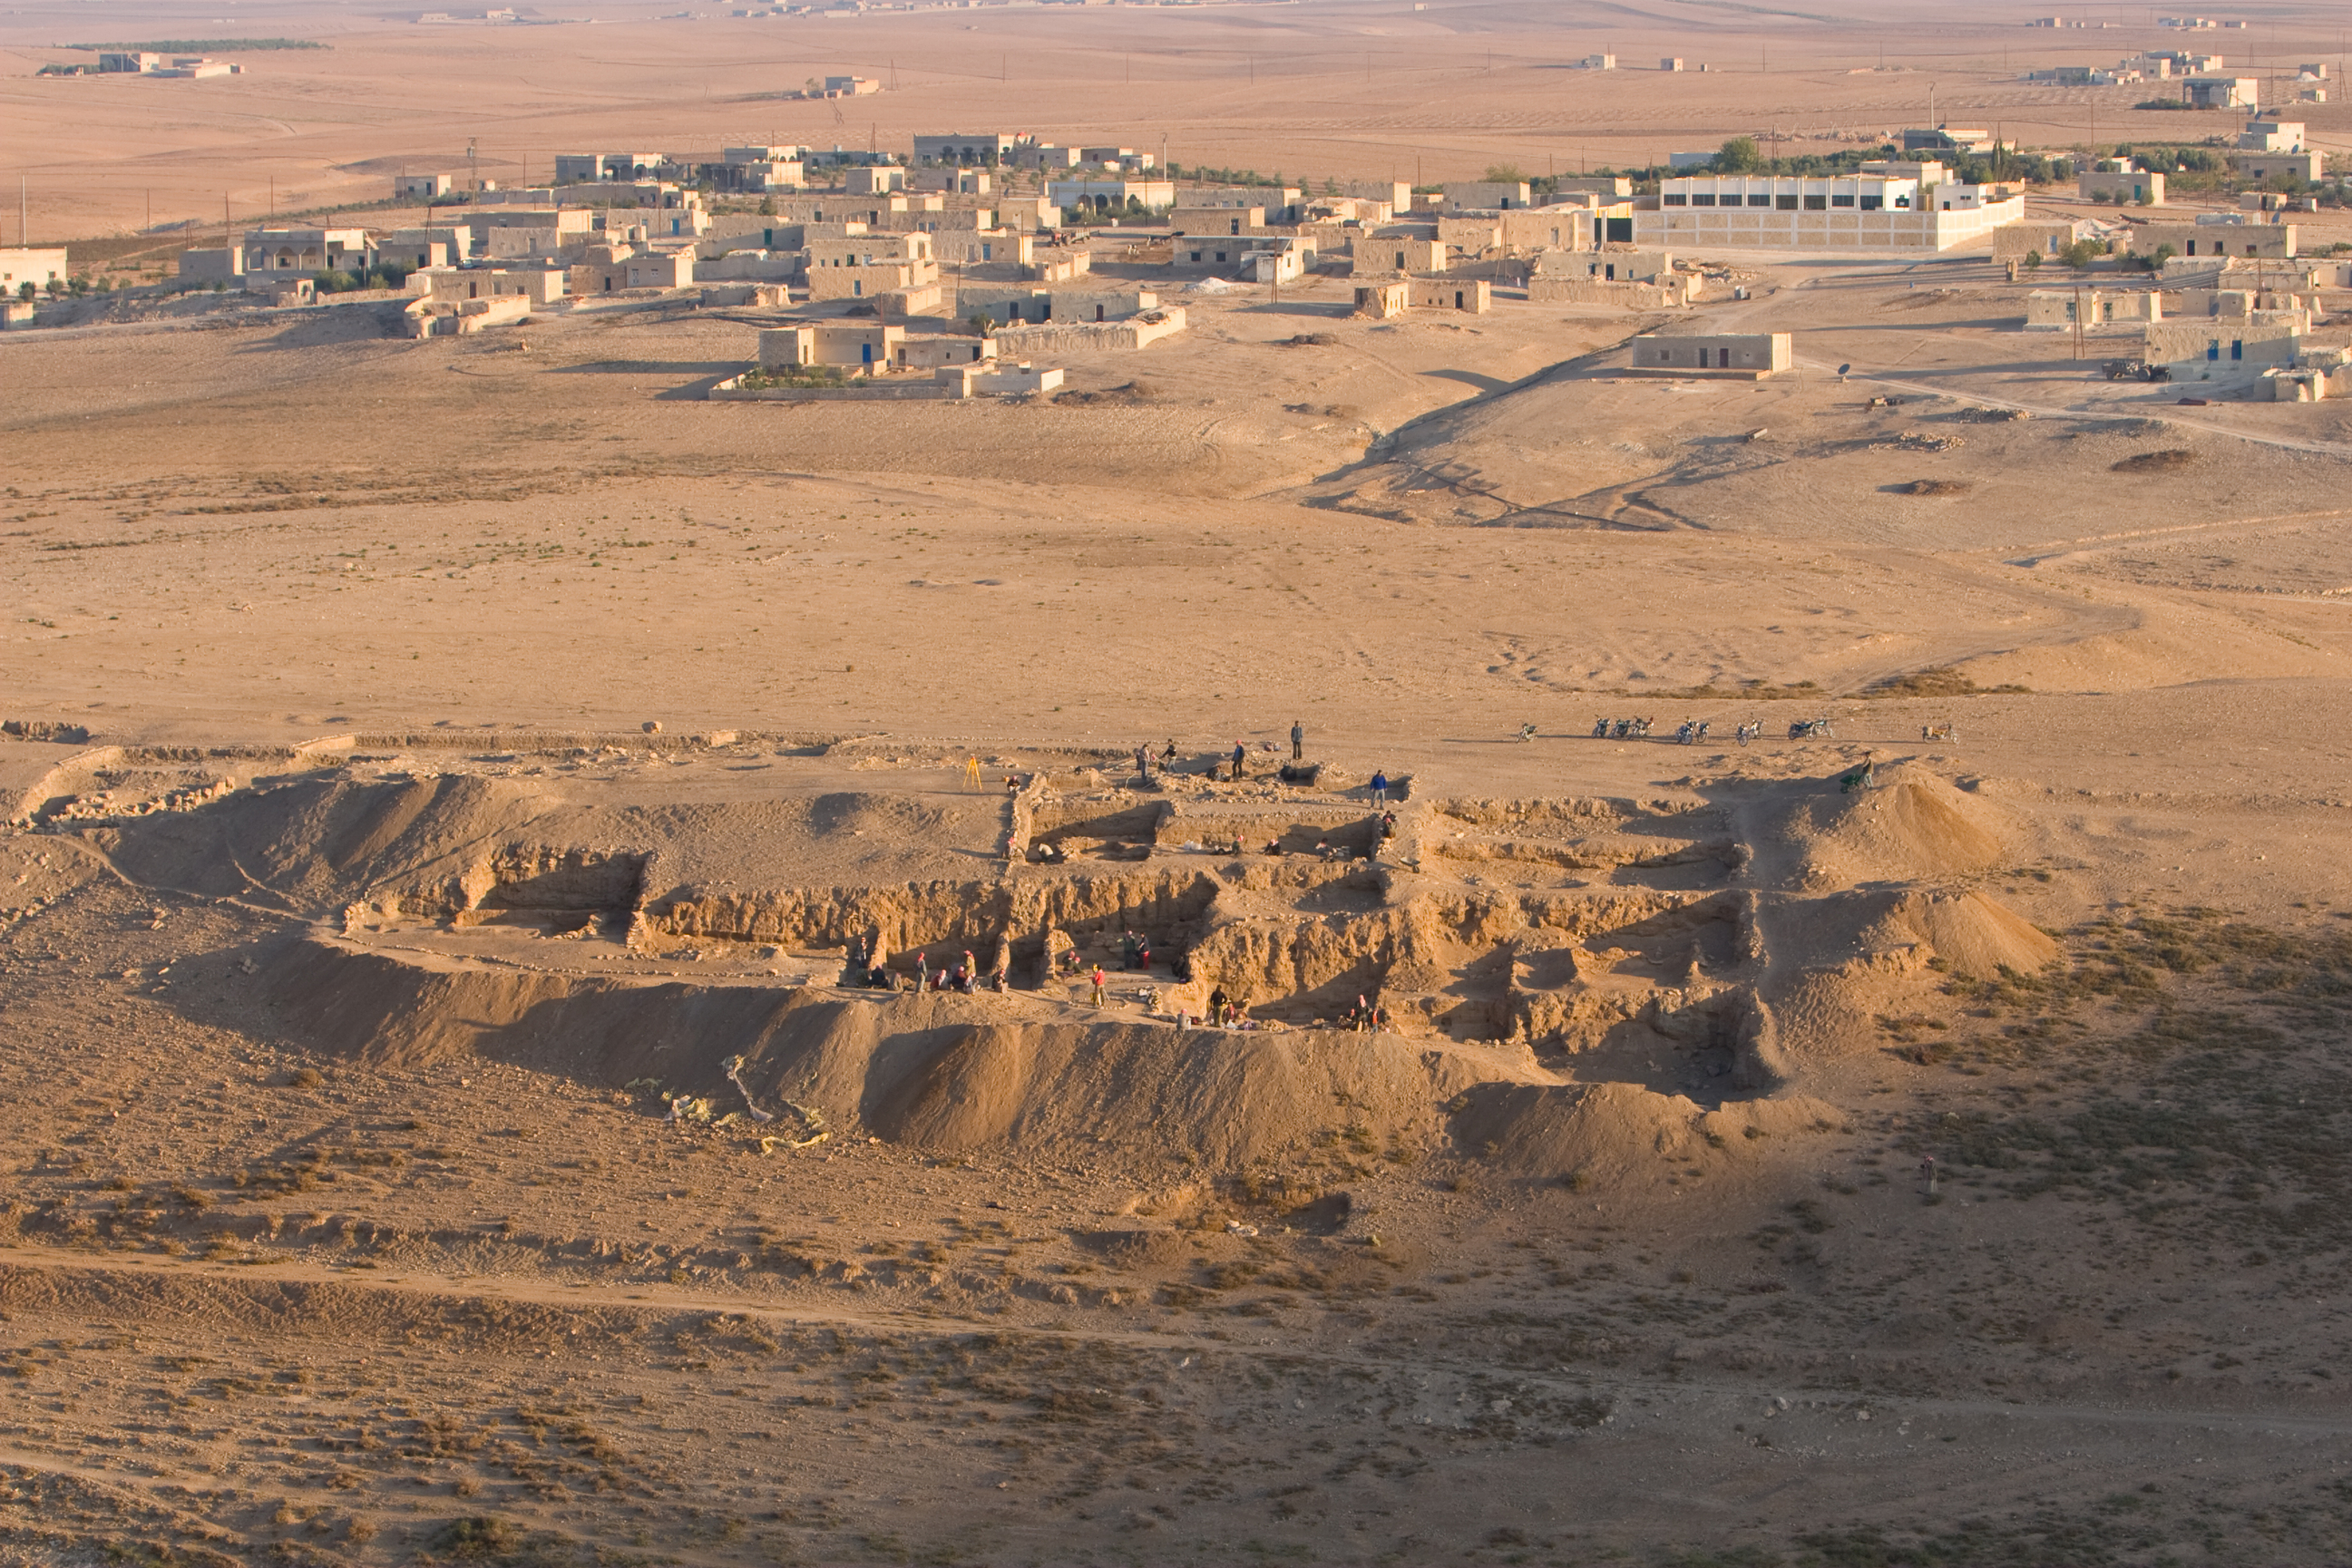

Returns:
5,0,2352,1564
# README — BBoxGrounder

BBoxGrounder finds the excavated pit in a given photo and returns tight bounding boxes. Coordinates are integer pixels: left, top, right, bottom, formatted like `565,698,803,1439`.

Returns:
66,751,2053,1174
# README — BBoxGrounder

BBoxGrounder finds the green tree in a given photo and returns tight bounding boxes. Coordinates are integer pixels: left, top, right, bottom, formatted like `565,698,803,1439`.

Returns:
1482,163,1527,184
2060,238,2103,268
1717,136,1762,172
2024,250,2043,269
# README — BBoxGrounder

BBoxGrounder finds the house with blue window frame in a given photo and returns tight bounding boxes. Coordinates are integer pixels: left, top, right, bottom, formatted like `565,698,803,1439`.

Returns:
2143,318,2304,380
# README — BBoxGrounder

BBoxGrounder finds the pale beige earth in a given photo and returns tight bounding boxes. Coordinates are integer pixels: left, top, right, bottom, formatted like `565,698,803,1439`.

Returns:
7,3,2352,1566
5,0,2350,239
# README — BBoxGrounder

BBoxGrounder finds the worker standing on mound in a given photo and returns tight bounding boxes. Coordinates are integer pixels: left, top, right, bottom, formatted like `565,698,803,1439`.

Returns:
1090,964,1106,1007
1231,741,1247,781
1291,719,1304,761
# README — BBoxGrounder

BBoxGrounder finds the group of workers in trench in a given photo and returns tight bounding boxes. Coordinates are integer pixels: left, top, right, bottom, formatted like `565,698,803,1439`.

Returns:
1122,722,1391,794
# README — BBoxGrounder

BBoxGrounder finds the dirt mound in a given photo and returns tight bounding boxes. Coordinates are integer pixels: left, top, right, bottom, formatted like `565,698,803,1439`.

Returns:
1889,889,2056,978
1888,479,1972,497
102,775,1002,921
105,774,563,911
862,1019,1526,1162
1781,766,2009,889
1054,381,1154,405
2111,449,2194,473
1451,1080,1845,1181
1864,666,2028,698
254,935,1557,1165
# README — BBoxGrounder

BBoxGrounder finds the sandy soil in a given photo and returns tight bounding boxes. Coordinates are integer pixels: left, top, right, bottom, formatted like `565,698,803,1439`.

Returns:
6,5,2352,1566
5,0,2350,239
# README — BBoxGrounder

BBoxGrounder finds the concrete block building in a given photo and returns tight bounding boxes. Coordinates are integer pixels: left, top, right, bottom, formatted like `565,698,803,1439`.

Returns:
1537,248,1674,283
1440,180,1532,210
1170,205,1264,237
1498,206,1608,252
0,248,70,293
1642,164,2022,251
1408,278,1490,313
2183,76,2258,108
1352,237,1448,277
2144,318,2302,378
2124,221,2296,259
553,152,666,184
805,233,939,301
382,228,470,269
174,248,242,285
410,265,567,306
241,227,375,281
2233,121,2326,182
2024,288,2162,328
1629,331,1793,376
760,322,903,370
2079,168,2165,203
1047,178,1174,214
913,132,1020,166
956,285,1156,325
1339,180,1414,211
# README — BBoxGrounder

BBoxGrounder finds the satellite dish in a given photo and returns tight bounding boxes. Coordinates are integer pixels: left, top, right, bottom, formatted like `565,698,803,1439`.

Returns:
1838,363,1852,376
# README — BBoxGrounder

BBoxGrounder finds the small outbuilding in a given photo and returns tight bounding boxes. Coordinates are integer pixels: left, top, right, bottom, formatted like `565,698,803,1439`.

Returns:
1628,331,1792,377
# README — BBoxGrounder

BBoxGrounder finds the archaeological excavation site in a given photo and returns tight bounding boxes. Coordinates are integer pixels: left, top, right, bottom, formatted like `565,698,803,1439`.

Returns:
12,0,2352,1555
16,731,2059,1174
13,697,2352,1568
